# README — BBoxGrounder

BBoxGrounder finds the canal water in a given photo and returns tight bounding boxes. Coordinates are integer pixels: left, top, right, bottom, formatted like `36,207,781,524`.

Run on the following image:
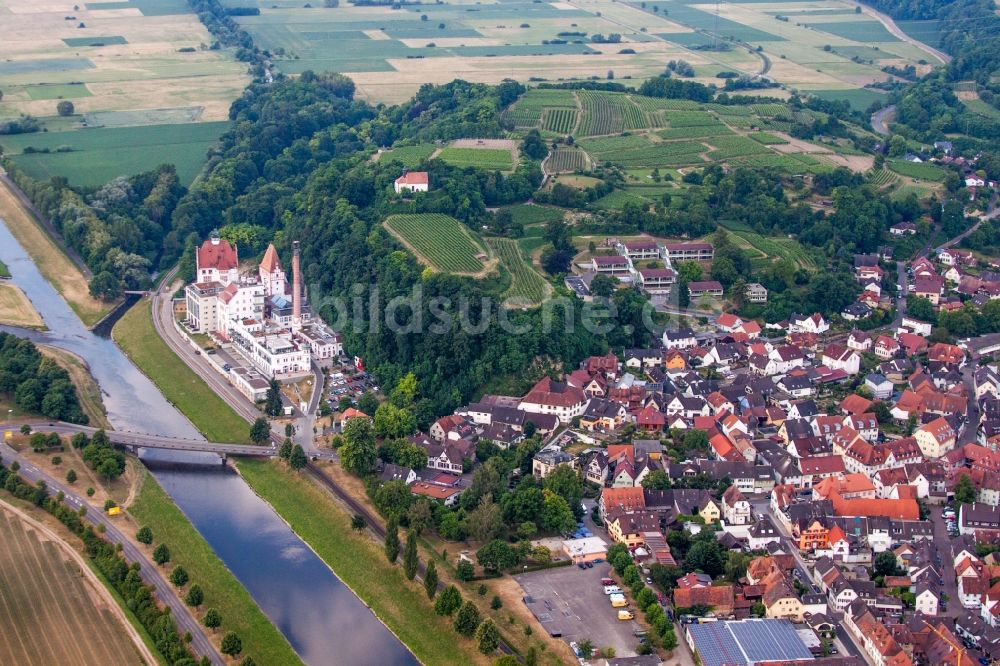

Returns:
0,219,417,665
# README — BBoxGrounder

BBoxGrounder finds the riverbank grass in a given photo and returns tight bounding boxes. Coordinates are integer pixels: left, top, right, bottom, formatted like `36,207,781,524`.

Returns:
236,459,491,666
0,282,46,330
113,301,251,443
129,473,302,666
0,259,9,278
0,178,114,327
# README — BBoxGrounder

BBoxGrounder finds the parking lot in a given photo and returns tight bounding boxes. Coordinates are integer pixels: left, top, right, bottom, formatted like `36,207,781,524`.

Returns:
516,563,642,657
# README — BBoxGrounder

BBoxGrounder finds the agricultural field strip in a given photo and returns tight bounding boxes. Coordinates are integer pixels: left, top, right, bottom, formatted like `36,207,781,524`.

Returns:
0,508,141,665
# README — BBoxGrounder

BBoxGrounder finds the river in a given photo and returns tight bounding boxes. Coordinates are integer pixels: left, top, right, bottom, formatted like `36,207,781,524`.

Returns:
0,218,417,665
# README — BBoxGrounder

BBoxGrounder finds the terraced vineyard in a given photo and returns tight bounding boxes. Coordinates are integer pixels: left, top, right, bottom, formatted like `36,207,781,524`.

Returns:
578,90,624,136
543,108,578,134
659,125,734,140
385,214,488,274
547,146,588,172
503,106,541,129
718,221,818,270
707,135,770,159
489,238,549,305
867,168,898,187
580,135,706,167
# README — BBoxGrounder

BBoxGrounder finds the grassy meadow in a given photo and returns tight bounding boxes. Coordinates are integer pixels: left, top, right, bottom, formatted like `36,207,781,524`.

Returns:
129,474,302,666
112,300,251,443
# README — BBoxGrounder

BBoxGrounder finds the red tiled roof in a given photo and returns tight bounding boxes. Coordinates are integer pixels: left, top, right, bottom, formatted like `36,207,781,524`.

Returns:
197,238,238,272
395,171,429,185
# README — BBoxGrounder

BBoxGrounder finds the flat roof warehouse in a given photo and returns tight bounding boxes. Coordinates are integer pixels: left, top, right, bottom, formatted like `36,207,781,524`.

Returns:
686,619,815,666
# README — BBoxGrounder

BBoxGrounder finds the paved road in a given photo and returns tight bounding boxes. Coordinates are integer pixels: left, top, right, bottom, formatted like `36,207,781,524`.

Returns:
860,5,951,64
0,441,224,665
871,105,896,137
10,421,276,457
151,268,330,459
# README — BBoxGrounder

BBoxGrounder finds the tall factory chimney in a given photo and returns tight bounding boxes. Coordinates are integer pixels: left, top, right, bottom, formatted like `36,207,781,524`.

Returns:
291,240,302,331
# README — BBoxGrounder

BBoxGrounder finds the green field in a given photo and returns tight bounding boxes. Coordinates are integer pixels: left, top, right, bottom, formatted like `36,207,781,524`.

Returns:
23,83,92,100
437,147,513,170
803,20,899,42
129,475,301,666
593,189,651,210
489,238,548,304
0,122,230,187
960,97,1000,121
384,214,488,274
382,144,436,168
235,459,490,666
808,89,888,112
504,204,564,226
62,35,128,47
112,301,252,443
888,158,947,181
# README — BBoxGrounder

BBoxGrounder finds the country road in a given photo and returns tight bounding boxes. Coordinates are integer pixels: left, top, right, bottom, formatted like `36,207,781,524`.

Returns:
871,104,896,136
0,440,225,665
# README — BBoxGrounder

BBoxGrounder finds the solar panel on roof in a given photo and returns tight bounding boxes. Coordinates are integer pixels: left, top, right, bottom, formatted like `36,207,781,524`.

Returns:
689,619,813,666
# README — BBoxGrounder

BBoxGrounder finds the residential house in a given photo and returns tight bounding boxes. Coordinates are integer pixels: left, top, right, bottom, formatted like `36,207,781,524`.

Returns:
914,416,957,459
822,344,861,375
865,374,894,400
532,448,577,479
688,281,724,299
721,485,752,526
746,283,768,303
875,336,901,360
789,313,830,335
848,330,872,353
520,376,589,423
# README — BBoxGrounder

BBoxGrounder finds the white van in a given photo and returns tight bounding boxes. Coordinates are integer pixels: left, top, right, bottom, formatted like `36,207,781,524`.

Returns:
604,585,622,595
609,593,626,603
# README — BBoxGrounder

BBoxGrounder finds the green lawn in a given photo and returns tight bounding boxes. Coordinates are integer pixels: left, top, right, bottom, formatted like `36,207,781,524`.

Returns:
129,474,301,666
112,301,251,443
888,158,947,181
235,459,486,666
24,83,92,100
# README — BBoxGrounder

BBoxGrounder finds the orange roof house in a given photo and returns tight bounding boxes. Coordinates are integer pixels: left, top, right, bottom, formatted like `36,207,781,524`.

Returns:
601,487,645,515
840,394,873,415
831,495,919,520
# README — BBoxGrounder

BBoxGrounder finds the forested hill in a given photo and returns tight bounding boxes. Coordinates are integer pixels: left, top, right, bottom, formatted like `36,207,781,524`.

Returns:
168,76,624,421
866,0,1000,147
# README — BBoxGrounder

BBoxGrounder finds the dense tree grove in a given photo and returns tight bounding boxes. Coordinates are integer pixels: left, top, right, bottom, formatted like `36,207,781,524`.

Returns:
0,332,87,423
875,0,1000,150
3,164,185,299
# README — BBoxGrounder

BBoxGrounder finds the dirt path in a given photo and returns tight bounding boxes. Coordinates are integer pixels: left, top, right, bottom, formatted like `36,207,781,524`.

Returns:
860,5,950,64
0,500,159,666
